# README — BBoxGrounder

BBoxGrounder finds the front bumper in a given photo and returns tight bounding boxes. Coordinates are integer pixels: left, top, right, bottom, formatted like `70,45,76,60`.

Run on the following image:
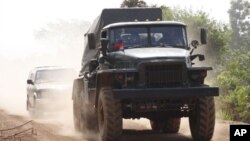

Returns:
113,86,219,99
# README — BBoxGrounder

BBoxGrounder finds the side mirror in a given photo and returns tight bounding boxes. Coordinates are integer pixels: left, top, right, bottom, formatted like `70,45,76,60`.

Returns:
88,33,96,49
27,79,34,85
200,28,207,44
101,38,109,56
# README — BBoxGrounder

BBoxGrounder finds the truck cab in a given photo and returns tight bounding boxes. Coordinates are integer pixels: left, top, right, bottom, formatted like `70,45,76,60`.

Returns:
72,8,219,141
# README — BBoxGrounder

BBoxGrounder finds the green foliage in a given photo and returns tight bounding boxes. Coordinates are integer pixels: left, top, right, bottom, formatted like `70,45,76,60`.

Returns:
160,6,173,20
228,0,250,50
216,50,250,122
121,0,147,8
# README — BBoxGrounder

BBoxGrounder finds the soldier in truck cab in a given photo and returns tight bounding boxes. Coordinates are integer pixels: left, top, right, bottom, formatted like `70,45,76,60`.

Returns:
156,28,184,47
113,28,140,50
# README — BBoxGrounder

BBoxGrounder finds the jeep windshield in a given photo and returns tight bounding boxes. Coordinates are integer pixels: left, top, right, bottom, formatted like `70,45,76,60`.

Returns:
109,25,188,51
35,69,76,83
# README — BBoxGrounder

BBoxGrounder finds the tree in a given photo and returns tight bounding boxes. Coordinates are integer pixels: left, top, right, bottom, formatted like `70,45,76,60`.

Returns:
121,0,147,8
228,0,250,50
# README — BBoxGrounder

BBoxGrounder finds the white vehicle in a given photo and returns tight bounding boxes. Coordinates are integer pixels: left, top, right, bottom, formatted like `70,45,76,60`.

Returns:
26,66,77,116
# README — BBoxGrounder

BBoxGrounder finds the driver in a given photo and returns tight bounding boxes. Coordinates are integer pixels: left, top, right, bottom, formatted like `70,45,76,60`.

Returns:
158,29,183,46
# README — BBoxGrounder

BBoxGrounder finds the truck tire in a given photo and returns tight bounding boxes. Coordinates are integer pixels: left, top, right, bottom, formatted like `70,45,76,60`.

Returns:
189,97,215,141
73,89,97,132
73,98,81,131
72,81,83,132
150,120,163,132
98,87,122,141
162,118,181,133
150,118,180,133
81,99,98,132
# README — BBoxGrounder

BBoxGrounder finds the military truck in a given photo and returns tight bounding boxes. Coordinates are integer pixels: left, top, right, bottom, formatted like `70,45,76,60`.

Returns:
72,8,219,141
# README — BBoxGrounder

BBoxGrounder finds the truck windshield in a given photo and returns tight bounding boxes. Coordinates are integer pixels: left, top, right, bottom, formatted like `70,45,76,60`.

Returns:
109,25,187,51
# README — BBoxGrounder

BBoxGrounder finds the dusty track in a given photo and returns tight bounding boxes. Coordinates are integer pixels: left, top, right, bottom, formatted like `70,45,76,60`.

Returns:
0,109,230,141
0,110,83,141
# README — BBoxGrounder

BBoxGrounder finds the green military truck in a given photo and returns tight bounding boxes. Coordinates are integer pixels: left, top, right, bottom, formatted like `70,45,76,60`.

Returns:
72,8,219,141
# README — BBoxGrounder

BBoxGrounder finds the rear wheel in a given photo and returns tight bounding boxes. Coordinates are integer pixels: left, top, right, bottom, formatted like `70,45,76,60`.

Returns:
73,89,97,132
150,120,162,132
82,97,98,132
72,81,83,132
162,118,181,133
189,97,215,141
98,87,122,141
73,98,81,131
150,118,181,133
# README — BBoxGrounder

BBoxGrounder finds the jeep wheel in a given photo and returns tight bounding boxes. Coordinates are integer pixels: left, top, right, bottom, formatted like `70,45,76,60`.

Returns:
98,87,122,141
150,118,180,133
28,97,39,118
189,97,215,141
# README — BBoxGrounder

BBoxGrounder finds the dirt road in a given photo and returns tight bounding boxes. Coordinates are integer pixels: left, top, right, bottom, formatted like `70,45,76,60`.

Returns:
0,109,230,141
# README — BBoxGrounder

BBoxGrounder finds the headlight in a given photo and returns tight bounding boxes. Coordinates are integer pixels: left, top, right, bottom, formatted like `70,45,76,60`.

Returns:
114,72,136,88
189,70,207,82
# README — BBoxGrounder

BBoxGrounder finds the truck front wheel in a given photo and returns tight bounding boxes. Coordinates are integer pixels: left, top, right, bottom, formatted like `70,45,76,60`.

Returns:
98,87,122,141
189,97,215,141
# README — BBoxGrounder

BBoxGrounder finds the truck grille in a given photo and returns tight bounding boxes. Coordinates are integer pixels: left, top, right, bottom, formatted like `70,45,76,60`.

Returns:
145,64,184,88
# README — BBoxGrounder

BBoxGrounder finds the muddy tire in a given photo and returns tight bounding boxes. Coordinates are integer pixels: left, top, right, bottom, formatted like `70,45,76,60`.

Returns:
150,120,162,132
162,118,181,133
73,98,81,131
189,97,215,141
81,98,98,132
72,80,82,132
98,87,122,141
73,88,97,132
150,118,180,133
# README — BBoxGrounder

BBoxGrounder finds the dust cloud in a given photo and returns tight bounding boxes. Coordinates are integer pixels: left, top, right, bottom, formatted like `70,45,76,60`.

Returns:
185,24,219,84
0,19,91,137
